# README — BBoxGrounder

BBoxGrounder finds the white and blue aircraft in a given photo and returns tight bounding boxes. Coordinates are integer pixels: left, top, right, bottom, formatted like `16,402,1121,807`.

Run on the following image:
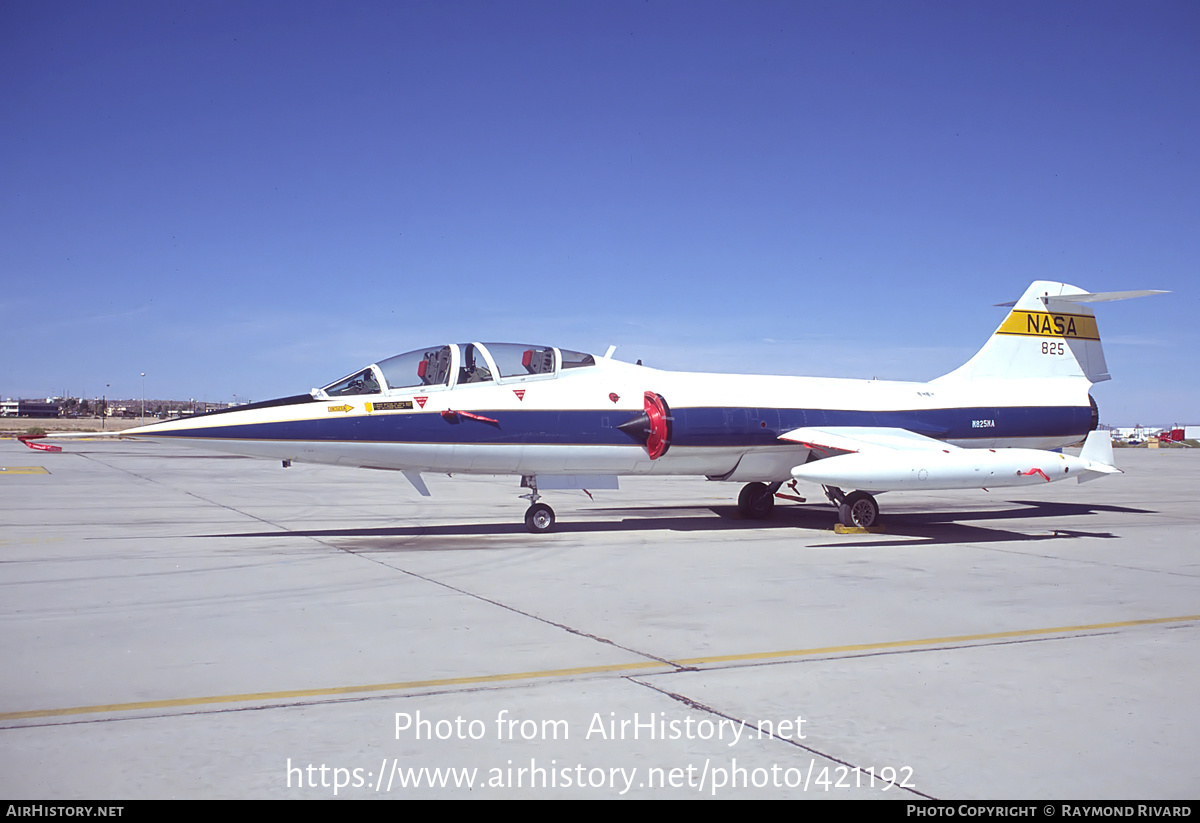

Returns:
25,281,1161,532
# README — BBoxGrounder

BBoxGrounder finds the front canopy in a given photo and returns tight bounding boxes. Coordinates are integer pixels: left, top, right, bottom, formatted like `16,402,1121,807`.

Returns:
316,343,596,398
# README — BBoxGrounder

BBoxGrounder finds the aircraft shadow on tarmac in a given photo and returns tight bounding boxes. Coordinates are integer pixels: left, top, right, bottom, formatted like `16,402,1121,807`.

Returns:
207,499,1153,550
801,499,1153,548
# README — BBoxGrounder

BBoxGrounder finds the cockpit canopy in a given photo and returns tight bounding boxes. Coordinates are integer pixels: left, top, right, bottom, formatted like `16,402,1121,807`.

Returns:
318,343,596,398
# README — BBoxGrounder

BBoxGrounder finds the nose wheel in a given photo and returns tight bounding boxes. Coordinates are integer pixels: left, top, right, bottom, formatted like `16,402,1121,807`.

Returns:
519,475,557,533
524,502,556,533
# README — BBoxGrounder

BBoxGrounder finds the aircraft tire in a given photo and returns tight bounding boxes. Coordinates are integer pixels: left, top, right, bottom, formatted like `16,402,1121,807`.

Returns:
838,491,879,528
524,503,556,534
737,482,775,519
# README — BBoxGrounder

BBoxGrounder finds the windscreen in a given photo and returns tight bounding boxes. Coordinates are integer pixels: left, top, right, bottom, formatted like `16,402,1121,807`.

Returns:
322,368,381,396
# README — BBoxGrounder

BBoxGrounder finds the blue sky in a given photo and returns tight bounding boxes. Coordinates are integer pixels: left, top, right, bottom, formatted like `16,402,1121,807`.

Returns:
3,1,1196,425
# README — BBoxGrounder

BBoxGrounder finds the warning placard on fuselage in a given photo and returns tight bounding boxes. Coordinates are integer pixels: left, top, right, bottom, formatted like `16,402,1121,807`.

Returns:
367,401,415,412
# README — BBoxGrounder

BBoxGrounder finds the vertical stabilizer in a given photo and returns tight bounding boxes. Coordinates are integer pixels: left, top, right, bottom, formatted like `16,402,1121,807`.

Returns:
934,281,1164,385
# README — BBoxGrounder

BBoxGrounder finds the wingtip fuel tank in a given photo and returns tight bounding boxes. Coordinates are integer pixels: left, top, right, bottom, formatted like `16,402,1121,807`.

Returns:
790,431,1120,492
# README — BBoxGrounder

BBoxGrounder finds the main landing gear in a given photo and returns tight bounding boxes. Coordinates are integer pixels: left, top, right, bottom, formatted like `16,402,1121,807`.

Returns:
737,481,781,519
735,482,880,528
824,486,880,529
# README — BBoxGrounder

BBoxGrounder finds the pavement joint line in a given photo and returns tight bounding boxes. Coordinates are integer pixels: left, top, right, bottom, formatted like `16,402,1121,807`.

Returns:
3,613,1196,723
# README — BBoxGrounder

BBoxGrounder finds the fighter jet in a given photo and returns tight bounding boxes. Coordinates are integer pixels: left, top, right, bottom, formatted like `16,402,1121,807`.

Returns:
23,281,1161,532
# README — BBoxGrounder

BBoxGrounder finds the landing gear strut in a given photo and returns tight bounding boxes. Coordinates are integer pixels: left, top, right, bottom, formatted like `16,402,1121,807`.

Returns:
520,475,556,534
823,486,880,528
737,481,781,519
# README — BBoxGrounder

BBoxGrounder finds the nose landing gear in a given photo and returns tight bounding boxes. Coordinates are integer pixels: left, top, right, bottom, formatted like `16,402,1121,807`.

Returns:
524,502,555,534
520,475,556,533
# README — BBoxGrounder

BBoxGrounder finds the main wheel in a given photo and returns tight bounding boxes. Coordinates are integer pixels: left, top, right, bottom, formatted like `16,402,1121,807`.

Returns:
737,482,775,519
524,502,556,534
838,491,879,528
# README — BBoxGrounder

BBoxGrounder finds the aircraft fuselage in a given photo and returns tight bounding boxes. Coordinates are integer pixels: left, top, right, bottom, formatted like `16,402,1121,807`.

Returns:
122,357,1093,484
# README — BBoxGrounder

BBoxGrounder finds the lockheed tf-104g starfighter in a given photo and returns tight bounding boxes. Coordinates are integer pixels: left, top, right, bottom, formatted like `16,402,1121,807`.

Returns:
24,281,1162,532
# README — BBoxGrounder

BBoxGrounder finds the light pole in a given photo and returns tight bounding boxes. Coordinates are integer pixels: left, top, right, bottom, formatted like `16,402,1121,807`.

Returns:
140,373,145,424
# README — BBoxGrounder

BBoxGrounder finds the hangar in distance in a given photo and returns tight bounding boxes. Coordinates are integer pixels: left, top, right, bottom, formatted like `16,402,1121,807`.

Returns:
25,281,1163,532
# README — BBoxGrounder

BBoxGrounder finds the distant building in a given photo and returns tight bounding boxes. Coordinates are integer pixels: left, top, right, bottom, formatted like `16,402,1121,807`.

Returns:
13,399,61,418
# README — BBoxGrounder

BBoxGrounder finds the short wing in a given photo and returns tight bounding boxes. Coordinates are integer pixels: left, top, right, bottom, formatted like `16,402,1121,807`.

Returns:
777,426,959,456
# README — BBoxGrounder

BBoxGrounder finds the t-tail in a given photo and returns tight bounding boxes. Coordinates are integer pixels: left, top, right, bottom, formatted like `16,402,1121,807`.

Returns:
933,281,1165,385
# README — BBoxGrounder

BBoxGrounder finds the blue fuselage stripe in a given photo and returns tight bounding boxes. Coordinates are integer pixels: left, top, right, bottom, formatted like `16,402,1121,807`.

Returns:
147,405,1092,446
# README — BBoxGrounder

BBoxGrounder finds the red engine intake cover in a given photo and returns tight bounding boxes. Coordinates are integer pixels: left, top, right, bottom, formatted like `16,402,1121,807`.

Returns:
643,391,671,460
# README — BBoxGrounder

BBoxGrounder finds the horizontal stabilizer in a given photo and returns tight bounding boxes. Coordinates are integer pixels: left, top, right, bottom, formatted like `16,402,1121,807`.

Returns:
1048,289,1168,304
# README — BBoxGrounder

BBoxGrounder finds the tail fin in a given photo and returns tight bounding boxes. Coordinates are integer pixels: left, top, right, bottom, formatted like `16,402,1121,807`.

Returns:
934,281,1165,385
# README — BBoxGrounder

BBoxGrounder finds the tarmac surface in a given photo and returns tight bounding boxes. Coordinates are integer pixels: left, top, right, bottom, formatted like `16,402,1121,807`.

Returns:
1,438,1197,799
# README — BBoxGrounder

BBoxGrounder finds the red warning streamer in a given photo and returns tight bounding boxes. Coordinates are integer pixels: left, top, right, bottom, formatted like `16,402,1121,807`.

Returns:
18,436,61,453
441,410,499,424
